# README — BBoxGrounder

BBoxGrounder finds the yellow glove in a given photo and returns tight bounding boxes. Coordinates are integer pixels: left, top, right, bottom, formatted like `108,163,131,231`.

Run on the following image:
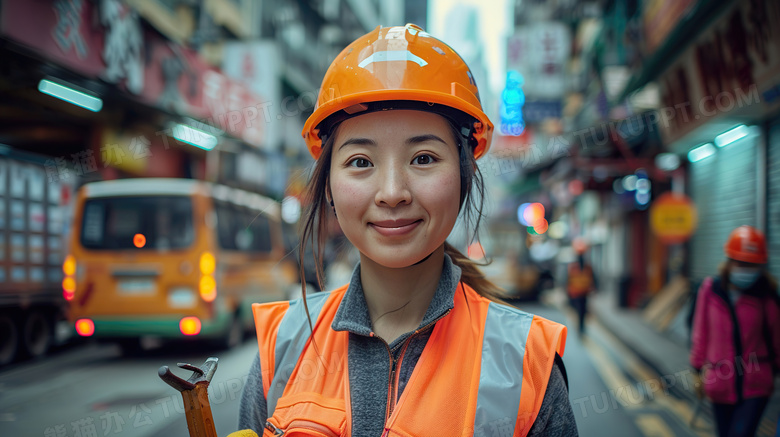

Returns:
226,430,259,437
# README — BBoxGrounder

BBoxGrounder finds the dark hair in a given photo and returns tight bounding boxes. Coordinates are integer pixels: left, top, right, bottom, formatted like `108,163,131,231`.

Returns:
297,111,505,329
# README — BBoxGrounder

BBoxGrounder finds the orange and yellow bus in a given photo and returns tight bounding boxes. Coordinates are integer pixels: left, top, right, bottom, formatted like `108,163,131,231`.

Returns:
65,178,296,352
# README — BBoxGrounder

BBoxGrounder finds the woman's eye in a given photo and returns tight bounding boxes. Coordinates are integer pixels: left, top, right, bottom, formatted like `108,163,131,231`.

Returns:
348,158,372,168
412,154,435,165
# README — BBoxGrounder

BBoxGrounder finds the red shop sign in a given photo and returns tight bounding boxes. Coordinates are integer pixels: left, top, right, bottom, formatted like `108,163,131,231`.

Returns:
1,0,266,147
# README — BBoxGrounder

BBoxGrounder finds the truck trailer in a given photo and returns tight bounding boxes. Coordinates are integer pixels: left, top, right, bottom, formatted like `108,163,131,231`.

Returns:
0,147,72,366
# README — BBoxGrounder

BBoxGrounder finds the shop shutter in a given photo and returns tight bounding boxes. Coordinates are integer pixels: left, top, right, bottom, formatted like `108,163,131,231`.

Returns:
767,119,780,277
689,137,758,281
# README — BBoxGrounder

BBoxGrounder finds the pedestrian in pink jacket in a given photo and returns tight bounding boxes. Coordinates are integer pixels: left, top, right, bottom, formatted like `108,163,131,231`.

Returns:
690,226,780,437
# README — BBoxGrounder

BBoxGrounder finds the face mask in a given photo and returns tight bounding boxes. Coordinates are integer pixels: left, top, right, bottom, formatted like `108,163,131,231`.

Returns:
730,267,761,290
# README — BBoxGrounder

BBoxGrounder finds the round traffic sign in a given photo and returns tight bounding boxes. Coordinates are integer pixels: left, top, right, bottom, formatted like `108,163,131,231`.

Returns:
650,192,698,244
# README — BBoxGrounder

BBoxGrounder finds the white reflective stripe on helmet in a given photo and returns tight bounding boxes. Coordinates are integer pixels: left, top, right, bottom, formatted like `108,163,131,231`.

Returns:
473,303,534,435
266,291,331,416
358,50,429,69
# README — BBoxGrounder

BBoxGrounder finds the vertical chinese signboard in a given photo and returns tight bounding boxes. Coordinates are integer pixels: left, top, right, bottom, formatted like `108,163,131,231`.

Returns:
506,21,571,101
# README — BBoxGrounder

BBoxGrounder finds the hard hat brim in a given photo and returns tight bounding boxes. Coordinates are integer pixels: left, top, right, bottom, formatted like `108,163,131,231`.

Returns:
302,90,493,160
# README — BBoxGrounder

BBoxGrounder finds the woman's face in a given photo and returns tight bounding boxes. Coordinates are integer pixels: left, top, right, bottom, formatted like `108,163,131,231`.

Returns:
727,259,763,290
329,110,462,268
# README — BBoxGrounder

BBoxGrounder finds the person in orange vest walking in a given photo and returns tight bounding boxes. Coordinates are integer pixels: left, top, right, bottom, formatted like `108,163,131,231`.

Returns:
690,226,779,437
235,24,576,437
567,238,596,337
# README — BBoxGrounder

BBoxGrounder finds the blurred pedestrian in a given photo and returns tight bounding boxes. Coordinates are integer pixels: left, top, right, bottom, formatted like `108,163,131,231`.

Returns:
235,24,577,437
690,225,780,437
567,238,595,336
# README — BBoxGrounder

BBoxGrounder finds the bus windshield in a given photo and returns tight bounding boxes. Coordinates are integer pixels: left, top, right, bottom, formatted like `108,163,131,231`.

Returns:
80,196,195,250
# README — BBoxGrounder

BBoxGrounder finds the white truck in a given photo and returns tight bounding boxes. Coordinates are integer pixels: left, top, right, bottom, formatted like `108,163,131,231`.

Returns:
0,148,72,366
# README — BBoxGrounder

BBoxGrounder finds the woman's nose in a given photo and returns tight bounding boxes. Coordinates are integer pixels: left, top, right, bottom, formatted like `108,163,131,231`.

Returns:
374,166,412,207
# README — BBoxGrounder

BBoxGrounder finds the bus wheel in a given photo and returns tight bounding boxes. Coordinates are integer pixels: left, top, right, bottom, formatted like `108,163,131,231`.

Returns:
22,310,51,359
0,314,19,366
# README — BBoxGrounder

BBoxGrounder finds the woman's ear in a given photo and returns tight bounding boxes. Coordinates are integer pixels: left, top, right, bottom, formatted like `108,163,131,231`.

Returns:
325,178,333,205
325,180,337,217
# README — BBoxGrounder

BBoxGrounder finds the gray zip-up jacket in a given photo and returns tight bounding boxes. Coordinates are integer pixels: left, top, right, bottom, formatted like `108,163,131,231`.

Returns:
239,255,578,436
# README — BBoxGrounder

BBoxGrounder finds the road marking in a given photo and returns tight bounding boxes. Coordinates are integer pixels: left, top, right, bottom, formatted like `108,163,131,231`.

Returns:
559,305,641,409
758,417,776,437
635,414,674,437
557,298,716,437
588,309,715,437
591,321,656,381
581,335,640,408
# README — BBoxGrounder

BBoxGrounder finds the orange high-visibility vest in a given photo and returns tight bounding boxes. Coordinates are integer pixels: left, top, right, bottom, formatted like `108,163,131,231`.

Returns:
253,282,567,437
567,264,593,298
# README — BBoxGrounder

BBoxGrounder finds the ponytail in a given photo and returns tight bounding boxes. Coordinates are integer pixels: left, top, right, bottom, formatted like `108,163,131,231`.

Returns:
444,242,507,303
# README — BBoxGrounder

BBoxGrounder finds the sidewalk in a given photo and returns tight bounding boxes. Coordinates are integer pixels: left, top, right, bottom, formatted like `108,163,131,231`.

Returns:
589,286,780,436
589,287,697,402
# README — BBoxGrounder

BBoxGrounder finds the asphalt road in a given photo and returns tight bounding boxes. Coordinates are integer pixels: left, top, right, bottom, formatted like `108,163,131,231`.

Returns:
0,297,724,437
0,337,257,437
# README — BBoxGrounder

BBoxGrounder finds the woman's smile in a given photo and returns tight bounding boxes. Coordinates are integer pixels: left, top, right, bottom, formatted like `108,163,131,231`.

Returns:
369,218,423,237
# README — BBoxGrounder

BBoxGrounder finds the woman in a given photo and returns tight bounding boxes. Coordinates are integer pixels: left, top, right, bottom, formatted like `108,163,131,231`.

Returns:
238,24,576,436
567,238,595,336
690,225,780,437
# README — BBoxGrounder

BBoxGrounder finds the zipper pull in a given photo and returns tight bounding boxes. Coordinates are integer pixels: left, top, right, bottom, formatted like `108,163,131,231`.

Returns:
265,421,284,436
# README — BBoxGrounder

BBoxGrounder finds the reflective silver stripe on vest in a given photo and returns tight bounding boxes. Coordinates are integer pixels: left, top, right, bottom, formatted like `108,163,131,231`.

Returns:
266,291,330,416
474,302,534,437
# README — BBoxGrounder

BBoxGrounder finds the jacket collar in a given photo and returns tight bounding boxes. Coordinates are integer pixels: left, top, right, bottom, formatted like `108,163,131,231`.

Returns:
331,253,462,338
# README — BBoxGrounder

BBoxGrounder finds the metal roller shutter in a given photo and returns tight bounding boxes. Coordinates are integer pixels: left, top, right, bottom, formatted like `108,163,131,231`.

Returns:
768,119,780,277
689,136,758,281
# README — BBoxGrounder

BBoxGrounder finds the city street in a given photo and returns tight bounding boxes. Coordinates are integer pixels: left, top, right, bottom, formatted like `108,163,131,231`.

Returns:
531,299,711,437
0,297,747,437
1,0,780,436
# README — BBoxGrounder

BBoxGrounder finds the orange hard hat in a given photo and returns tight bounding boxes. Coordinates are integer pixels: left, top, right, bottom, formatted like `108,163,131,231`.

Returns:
302,24,493,160
724,225,767,264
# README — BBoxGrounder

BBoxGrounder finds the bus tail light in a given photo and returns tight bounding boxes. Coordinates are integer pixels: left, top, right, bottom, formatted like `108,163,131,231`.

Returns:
63,277,76,301
200,252,216,275
63,255,77,301
63,255,76,276
199,275,217,302
180,317,202,336
75,319,95,336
